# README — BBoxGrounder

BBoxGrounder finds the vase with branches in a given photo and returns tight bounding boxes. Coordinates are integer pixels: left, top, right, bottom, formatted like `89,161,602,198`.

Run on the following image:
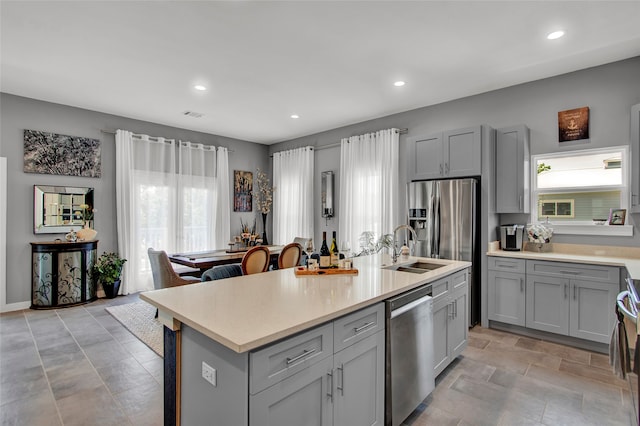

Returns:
255,168,274,244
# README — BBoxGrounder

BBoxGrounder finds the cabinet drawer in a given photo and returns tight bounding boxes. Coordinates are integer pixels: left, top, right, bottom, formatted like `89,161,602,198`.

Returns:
450,269,468,292
526,260,619,284
431,276,449,302
250,323,333,394
488,257,526,274
333,303,384,353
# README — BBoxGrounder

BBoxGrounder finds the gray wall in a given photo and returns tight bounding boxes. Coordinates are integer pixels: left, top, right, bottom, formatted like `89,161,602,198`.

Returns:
270,56,640,249
0,94,270,304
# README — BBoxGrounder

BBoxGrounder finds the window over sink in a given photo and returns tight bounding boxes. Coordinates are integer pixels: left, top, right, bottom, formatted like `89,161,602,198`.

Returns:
531,146,631,236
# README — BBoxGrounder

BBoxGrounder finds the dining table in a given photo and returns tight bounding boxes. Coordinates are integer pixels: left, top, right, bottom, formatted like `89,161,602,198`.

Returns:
168,245,284,273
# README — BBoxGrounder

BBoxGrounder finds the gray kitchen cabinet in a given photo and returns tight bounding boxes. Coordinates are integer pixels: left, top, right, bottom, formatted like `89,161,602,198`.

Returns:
569,279,618,344
495,125,530,213
250,356,334,426
488,270,526,326
408,126,482,181
488,257,526,326
631,103,640,213
432,270,469,377
525,260,618,343
525,274,570,335
333,331,385,426
250,303,385,426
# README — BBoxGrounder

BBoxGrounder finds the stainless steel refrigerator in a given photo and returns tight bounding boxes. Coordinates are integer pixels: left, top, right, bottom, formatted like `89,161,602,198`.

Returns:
407,178,479,325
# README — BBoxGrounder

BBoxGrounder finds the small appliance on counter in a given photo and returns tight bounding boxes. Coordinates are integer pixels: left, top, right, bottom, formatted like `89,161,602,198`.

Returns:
499,224,525,251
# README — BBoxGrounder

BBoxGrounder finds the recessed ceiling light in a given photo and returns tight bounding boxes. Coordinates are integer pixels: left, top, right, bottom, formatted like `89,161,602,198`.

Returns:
194,85,207,91
547,30,565,40
290,114,299,119
394,81,406,87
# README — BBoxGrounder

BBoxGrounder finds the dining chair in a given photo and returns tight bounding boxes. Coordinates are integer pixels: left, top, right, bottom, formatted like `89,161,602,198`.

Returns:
148,248,201,290
278,242,303,269
241,246,271,275
201,264,243,281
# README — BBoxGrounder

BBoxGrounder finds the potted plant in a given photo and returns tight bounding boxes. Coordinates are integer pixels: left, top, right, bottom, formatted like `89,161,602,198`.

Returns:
93,252,127,298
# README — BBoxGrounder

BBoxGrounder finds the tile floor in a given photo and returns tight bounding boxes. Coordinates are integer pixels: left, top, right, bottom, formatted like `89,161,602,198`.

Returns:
1,295,637,426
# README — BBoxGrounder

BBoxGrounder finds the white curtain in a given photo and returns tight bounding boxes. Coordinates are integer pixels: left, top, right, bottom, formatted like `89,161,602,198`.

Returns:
339,129,399,254
273,146,314,245
115,130,230,294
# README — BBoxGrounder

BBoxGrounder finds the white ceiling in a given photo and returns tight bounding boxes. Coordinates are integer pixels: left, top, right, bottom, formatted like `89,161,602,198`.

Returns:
2,1,640,145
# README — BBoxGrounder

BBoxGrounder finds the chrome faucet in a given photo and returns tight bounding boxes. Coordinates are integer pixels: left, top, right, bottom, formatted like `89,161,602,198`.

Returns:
392,224,417,263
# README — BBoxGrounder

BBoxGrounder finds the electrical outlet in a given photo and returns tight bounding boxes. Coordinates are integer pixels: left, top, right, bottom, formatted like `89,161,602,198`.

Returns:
202,361,216,387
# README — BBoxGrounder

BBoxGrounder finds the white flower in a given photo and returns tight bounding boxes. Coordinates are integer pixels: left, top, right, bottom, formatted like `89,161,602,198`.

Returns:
527,223,553,244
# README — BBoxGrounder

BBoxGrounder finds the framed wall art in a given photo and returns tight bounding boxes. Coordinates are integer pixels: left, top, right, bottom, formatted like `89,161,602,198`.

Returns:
558,106,589,143
23,130,101,177
233,170,253,212
608,208,626,225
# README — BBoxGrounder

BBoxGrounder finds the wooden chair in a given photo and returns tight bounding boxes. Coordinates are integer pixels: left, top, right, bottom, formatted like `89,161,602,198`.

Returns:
241,246,271,275
148,248,200,290
278,242,303,269
201,264,243,281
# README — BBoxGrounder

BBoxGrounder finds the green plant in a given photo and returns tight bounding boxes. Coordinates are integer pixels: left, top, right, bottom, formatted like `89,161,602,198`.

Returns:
537,162,551,174
355,231,394,256
93,252,126,286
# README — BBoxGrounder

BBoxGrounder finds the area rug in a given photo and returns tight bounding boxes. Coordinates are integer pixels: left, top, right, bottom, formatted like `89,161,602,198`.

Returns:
106,301,163,357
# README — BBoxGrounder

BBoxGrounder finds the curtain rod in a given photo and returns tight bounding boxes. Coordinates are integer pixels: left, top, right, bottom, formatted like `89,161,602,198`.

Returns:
100,129,234,152
315,127,408,152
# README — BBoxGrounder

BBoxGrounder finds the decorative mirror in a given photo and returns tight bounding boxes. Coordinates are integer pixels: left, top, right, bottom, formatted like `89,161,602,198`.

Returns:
321,171,334,218
34,185,94,234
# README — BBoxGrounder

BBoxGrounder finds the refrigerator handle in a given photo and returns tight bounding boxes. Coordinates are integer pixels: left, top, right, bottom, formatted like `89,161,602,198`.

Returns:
432,186,440,258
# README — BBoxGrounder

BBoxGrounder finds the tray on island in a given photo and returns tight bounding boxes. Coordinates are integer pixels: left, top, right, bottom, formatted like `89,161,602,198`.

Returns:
294,267,359,276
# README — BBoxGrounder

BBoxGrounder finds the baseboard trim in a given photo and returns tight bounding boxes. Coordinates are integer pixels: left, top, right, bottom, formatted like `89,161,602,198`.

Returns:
488,320,609,354
1,301,30,313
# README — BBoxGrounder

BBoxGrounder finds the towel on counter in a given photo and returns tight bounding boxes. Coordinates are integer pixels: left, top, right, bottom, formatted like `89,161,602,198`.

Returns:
610,305,631,379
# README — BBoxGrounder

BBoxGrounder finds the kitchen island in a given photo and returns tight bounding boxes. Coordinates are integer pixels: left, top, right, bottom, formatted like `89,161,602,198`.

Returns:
141,253,471,426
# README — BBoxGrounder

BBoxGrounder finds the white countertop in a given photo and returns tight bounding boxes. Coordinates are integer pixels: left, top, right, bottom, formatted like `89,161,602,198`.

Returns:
487,243,640,279
140,254,471,353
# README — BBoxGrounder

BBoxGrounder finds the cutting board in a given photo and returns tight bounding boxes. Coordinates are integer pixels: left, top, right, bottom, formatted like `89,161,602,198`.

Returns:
294,267,359,276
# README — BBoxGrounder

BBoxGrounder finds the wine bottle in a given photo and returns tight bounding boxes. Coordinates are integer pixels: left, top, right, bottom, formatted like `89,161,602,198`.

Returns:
319,232,331,268
330,231,339,266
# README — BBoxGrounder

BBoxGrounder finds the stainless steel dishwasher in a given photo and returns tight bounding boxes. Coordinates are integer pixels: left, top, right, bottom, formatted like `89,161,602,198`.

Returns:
385,284,434,426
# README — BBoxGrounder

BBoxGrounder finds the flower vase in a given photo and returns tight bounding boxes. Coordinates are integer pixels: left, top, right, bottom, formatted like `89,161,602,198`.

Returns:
261,213,269,245
77,223,98,241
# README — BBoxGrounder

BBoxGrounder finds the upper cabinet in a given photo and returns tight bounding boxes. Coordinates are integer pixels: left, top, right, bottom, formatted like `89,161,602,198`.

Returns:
495,125,530,214
408,126,482,181
631,103,640,213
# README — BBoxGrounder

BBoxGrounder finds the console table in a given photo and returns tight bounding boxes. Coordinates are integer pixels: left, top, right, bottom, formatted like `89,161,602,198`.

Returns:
31,240,98,309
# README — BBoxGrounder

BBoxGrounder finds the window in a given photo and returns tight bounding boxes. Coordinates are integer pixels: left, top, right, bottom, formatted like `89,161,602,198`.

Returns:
531,146,630,235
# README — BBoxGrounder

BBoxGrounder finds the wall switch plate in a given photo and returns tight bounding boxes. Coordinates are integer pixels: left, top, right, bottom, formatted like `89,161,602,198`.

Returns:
202,361,216,387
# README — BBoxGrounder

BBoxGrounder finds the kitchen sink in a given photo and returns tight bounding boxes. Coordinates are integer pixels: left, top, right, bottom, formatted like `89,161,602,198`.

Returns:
383,262,446,274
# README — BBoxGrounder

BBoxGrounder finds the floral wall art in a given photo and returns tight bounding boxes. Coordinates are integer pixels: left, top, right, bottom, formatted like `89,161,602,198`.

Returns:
23,130,101,177
234,170,253,212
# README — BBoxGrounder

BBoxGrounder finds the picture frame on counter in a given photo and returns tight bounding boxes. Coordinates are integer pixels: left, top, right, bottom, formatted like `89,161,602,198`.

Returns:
608,208,626,225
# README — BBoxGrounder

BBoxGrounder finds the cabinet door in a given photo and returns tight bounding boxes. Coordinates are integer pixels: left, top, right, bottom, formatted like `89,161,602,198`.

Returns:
631,103,640,213
569,280,618,344
443,126,482,177
432,295,451,377
526,275,569,335
449,288,468,359
488,270,525,326
408,133,444,180
250,356,333,426
333,331,384,426
496,125,530,213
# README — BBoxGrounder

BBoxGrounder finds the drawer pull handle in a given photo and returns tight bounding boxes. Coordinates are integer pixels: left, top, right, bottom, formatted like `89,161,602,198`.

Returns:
337,365,344,395
286,348,316,365
559,270,580,275
354,321,375,333
327,371,333,401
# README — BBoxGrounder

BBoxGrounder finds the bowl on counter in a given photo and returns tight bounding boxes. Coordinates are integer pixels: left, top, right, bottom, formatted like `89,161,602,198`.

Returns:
592,218,607,225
